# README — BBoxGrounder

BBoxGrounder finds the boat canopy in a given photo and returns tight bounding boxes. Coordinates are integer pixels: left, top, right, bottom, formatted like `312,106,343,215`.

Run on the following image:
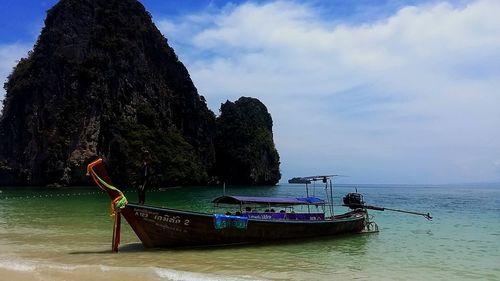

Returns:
212,195,326,206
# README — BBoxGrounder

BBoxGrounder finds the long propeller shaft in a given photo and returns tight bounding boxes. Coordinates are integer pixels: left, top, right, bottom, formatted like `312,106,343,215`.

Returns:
365,205,432,220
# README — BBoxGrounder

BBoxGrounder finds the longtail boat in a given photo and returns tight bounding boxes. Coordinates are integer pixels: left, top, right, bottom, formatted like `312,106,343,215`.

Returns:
87,159,373,251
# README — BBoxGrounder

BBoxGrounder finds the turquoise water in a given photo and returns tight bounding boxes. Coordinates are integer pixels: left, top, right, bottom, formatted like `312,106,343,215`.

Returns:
0,184,499,280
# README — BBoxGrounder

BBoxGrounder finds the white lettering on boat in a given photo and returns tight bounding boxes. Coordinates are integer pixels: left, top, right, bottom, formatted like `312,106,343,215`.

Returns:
154,214,182,224
133,208,191,227
134,208,156,219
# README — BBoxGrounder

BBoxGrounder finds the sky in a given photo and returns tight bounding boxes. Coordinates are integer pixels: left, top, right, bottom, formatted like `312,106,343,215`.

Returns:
1,0,499,184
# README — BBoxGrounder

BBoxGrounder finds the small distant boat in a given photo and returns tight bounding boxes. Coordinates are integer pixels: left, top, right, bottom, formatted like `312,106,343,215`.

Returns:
87,159,372,251
288,177,311,184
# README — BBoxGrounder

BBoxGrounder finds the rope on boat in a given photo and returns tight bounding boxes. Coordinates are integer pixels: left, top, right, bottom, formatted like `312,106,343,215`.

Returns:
362,213,379,233
110,195,126,253
88,166,128,253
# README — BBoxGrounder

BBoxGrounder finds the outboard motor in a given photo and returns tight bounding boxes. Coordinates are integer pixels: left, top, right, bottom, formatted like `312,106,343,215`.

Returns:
343,192,365,209
342,190,432,220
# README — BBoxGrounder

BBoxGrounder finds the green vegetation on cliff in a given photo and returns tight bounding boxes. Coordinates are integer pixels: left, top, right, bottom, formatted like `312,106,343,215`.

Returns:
110,104,210,186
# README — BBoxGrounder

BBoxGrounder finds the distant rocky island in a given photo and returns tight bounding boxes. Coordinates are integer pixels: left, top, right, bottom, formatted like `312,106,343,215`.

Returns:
0,0,280,187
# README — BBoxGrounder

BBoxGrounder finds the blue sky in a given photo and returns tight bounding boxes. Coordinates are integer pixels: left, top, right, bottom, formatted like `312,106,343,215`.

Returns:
1,0,499,184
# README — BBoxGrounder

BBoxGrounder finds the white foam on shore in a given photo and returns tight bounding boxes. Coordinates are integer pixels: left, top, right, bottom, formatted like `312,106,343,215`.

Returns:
154,267,264,281
45,263,81,271
0,260,36,272
0,259,117,273
0,259,265,281
99,265,112,272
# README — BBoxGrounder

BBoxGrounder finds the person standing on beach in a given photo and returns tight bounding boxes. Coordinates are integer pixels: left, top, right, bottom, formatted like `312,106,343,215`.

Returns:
138,151,150,204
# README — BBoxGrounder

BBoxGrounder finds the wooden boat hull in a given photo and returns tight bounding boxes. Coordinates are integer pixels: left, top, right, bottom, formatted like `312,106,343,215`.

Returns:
125,203,366,248
86,158,367,249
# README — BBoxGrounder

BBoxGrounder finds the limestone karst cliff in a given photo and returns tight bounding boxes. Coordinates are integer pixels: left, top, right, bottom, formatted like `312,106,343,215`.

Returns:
0,0,280,187
216,97,281,185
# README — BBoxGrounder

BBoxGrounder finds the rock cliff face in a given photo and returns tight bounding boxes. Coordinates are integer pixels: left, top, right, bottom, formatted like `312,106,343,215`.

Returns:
0,0,215,186
0,0,280,187
216,97,281,185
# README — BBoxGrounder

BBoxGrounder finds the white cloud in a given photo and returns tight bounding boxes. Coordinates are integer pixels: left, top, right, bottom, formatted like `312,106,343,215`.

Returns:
0,43,31,106
157,0,500,184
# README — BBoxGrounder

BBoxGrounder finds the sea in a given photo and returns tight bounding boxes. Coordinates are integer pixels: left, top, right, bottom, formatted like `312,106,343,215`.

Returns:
0,183,499,281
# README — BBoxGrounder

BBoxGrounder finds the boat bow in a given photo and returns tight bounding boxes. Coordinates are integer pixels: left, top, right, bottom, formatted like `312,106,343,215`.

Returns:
87,158,154,251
